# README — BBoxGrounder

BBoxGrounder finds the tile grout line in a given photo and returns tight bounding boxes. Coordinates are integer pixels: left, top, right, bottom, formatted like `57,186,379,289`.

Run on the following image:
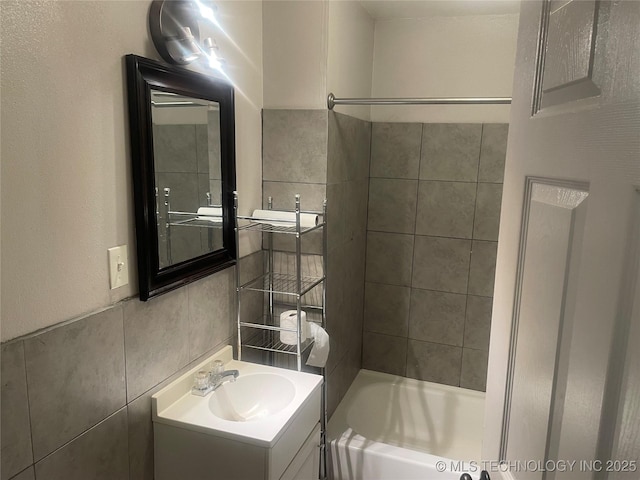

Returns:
360,119,374,368
460,123,485,386
404,124,426,377
30,407,128,468
121,304,130,408
21,340,36,472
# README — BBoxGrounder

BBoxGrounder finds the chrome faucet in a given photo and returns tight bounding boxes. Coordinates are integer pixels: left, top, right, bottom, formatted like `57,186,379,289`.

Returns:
191,360,240,396
210,369,239,391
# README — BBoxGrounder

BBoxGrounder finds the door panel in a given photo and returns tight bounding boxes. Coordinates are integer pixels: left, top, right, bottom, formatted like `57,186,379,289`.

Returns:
504,181,588,480
483,0,640,478
538,0,601,110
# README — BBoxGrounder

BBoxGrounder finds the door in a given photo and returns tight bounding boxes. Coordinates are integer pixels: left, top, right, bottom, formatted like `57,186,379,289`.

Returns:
483,1,640,479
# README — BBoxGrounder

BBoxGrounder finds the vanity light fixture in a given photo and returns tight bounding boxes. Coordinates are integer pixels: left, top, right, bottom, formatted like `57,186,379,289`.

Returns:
149,0,223,71
203,37,224,71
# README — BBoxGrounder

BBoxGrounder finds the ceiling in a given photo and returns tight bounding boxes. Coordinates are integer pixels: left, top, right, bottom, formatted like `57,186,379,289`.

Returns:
359,0,521,19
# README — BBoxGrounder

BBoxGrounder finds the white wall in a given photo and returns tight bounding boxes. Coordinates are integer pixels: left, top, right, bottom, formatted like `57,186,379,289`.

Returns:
263,0,374,118
0,0,263,341
263,0,329,109
371,14,519,123
327,1,375,121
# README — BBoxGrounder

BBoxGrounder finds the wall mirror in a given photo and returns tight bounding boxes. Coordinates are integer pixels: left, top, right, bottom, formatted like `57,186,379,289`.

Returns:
126,54,236,300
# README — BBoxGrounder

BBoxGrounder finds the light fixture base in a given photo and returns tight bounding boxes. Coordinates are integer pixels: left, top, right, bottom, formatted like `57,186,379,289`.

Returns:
149,0,202,65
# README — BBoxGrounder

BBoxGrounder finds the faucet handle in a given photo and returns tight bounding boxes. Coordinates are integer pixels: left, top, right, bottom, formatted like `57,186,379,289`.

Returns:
191,370,213,396
211,360,224,375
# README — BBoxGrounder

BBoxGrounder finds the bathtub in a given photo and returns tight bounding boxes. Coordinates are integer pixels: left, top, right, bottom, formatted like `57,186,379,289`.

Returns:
328,369,485,480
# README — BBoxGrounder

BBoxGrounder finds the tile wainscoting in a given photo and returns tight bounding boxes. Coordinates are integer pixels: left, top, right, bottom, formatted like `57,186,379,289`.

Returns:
0,252,262,480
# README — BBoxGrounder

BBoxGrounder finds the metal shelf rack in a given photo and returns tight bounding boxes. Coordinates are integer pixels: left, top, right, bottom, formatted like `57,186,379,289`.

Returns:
233,191,328,480
234,192,326,369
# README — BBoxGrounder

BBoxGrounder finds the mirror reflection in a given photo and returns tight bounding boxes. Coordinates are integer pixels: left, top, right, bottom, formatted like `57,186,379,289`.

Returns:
151,89,223,268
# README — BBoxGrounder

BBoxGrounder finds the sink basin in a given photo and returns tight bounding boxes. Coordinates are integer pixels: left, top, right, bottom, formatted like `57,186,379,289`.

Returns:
209,373,296,422
152,345,323,447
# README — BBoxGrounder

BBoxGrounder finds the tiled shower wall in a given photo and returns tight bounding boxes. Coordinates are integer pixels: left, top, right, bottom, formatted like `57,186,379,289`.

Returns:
325,112,370,415
0,253,262,480
261,110,370,417
362,123,508,391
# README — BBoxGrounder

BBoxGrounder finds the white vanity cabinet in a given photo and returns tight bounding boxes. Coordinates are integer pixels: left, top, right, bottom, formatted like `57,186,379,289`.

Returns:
152,346,323,480
280,423,321,480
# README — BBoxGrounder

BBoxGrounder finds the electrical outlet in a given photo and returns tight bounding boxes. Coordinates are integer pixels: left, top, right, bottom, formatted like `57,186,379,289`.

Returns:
108,245,129,289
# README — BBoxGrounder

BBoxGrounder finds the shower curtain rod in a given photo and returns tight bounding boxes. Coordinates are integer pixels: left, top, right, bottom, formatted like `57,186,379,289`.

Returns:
327,93,512,110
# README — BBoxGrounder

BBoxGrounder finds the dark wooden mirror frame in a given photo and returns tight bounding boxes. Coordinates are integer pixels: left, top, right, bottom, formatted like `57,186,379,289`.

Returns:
125,54,236,301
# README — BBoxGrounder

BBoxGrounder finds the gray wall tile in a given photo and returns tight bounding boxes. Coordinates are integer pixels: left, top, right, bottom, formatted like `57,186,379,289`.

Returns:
165,226,206,266
24,308,126,461
326,360,346,419
367,178,418,234
263,110,327,183
420,124,482,182
468,241,498,297
198,173,212,207
239,250,265,285
464,296,492,351
8,467,34,480
269,232,323,256
460,348,489,391
1,342,32,480
262,181,326,211
153,124,197,173
328,112,371,184
473,183,503,241
363,121,507,390
415,181,477,238
344,179,369,243
208,180,222,205
362,332,407,376
127,392,154,480
187,266,235,361
478,124,508,183
408,289,465,346
195,124,209,175
365,232,414,286
34,408,129,480
370,123,422,179
412,236,471,293
327,182,346,248
156,172,200,212
406,340,462,386
124,288,189,402
364,283,410,337
325,112,368,410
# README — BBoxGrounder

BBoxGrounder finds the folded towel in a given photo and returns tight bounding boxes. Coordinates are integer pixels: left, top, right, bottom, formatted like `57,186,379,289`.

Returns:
251,209,319,228
306,323,330,368
196,206,223,222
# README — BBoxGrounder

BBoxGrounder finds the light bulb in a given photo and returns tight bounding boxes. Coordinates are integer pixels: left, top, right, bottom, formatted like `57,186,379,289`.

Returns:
203,37,224,71
195,0,217,24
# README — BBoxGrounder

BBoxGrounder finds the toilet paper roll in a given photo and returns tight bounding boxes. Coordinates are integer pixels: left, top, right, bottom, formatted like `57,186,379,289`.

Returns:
306,323,330,368
252,209,319,228
279,310,308,345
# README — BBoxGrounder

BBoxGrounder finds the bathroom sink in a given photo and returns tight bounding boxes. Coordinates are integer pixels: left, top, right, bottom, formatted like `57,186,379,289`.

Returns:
152,345,323,447
208,373,296,422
